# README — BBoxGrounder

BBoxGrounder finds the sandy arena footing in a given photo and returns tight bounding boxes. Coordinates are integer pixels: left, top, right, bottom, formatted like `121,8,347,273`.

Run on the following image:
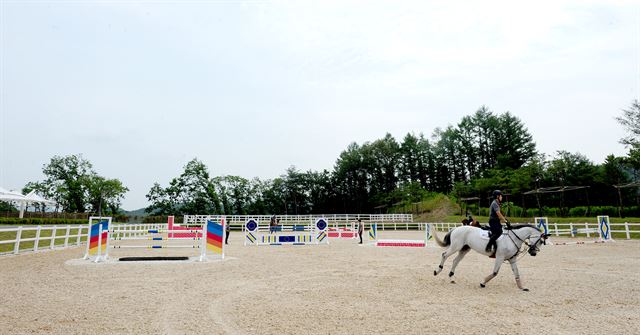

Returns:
1,231,638,334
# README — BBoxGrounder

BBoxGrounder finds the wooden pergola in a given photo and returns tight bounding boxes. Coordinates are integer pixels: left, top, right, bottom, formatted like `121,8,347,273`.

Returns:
523,186,590,216
459,197,481,216
613,181,640,217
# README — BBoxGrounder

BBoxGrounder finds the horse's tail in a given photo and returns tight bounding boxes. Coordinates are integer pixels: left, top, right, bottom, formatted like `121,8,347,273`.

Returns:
431,224,450,247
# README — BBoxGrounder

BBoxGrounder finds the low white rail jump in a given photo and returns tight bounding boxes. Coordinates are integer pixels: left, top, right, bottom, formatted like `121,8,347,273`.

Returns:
327,222,357,239
83,216,226,262
368,223,431,247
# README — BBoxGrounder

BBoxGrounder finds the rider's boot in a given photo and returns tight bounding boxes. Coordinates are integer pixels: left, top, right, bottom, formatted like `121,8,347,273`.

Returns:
486,240,496,258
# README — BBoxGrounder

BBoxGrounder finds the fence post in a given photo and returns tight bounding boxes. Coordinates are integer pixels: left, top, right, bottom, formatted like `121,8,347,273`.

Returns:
64,225,71,248
77,226,83,246
14,227,23,254
50,226,57,249
585,223,590,238
625,222,630,240
34,226,42,252
570,223,574,237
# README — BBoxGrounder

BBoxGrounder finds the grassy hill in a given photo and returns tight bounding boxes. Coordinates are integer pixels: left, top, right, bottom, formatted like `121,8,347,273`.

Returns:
388,193,640,225
390,193,460,222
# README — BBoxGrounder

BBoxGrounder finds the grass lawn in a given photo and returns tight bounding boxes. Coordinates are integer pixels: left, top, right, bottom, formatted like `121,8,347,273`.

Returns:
0,226,88,254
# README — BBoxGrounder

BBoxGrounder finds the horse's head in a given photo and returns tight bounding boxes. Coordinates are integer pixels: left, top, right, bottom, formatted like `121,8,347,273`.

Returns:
527,232,551,256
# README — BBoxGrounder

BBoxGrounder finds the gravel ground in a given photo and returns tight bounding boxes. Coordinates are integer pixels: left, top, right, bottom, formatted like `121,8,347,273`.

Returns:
0,231,638,335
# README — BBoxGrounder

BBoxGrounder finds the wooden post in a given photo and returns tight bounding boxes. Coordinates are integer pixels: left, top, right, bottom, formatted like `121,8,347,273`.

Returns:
616,186,623,218
14,227,22,254
64,225,71,248
625,222,630,239
50,226,57,249
34,226,41,252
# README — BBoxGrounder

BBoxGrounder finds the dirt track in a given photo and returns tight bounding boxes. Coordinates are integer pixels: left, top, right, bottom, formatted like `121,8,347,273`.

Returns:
0,231,638,335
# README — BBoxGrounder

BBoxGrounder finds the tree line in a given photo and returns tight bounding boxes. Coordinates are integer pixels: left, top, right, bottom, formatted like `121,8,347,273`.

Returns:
20,155,128,215
146,104,639,217
14,103,638,217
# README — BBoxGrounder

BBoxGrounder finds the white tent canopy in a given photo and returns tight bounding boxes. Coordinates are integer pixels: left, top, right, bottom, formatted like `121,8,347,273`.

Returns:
24,190,57,206
0,187,58,218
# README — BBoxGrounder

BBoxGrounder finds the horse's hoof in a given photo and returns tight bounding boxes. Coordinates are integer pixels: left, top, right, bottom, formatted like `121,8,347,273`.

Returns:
450,280,456,284
433,270,437,276
522,288,529,292
480,283,485,288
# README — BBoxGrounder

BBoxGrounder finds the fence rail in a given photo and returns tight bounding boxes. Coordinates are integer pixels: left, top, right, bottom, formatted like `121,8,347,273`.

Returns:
2,220,639,256
185,214,414,226
0,225,89,255
427,222,640,239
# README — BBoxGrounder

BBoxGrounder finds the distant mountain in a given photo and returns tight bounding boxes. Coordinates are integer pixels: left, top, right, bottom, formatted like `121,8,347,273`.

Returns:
123,208,149,217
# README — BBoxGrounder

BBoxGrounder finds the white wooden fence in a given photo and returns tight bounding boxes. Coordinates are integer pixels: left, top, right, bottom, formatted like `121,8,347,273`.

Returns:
0,225,89,255
184,214,413,227
1,220,639,256
428,222,640,239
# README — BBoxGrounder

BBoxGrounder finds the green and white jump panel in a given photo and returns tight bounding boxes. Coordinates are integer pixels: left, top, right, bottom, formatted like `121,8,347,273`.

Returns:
244,218,329,246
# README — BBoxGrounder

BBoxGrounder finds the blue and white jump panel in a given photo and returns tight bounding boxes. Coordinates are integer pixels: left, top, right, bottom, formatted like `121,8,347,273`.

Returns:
597,215,614,242
535,217,549,235
244,218,329,246
260,234,314,245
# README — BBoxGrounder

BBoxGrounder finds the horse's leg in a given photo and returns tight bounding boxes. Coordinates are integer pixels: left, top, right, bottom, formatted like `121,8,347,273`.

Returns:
509,260,529,291
434,248,457,276
480,256,504,288
448,248,470,283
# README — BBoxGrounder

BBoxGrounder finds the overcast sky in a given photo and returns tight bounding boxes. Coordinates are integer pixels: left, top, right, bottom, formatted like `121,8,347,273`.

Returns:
1,0,638,210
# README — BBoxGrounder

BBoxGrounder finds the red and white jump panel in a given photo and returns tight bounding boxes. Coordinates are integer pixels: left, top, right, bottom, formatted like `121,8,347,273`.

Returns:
168,216,202,239
376,239,426,247
327,227,357,239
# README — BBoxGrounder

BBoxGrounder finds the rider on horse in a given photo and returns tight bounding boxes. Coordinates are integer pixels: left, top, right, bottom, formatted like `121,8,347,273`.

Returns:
485,190,510,257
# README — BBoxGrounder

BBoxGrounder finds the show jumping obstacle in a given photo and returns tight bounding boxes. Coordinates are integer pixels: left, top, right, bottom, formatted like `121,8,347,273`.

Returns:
244,218,329,246
550,215,614,246
83,216,112,262
367,223,431,247
327,222,357,239
167,216,202,238
84,216,226,262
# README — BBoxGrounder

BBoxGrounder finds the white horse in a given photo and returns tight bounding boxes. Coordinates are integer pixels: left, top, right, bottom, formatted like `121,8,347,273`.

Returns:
432,224,549,291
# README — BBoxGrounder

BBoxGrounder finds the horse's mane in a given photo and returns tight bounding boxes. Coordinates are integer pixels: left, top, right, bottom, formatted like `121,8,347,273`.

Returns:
507,224,538,230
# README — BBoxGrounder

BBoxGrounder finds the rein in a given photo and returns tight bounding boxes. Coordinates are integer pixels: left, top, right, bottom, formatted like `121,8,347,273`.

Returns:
505,229,534,262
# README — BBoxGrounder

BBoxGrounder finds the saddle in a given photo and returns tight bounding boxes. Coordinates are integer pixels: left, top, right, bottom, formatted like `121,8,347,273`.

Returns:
462,216,489,230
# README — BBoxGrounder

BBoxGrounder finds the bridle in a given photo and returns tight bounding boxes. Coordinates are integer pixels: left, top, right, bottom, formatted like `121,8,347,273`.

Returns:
506,228,547,261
